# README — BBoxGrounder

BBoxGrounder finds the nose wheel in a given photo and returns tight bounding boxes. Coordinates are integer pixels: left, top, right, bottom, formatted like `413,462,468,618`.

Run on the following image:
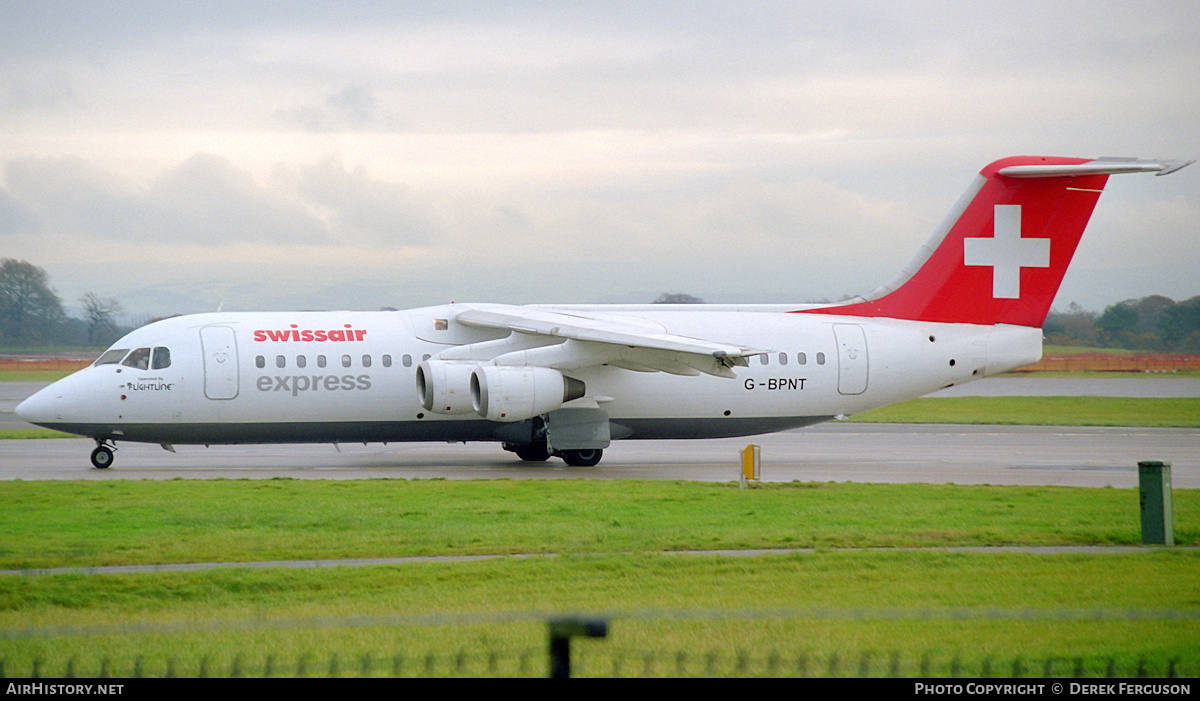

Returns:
90,442,115,469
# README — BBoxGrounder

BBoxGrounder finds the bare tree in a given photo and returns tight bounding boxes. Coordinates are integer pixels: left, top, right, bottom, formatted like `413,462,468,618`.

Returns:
79,292,124,345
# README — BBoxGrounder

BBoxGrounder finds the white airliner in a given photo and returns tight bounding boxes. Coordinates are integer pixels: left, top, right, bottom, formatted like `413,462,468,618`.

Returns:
17,155,1192,469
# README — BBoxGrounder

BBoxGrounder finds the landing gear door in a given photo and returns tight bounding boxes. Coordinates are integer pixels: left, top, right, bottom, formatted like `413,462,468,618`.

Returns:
200,326,239,400
833,324,869,395
546,406,611,451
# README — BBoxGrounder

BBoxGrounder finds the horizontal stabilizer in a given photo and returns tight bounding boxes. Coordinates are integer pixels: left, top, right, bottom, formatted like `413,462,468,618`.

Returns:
999,157,1193,178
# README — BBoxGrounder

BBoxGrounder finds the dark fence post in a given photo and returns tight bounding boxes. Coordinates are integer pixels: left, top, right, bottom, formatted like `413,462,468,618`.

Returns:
548,617,608,678
1138,461,1174,545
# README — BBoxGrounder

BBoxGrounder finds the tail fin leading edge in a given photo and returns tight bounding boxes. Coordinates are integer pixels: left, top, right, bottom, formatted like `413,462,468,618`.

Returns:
802,156,1192,327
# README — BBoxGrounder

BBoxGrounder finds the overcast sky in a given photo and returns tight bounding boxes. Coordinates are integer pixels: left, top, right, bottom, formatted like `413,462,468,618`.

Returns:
1,1,1197,319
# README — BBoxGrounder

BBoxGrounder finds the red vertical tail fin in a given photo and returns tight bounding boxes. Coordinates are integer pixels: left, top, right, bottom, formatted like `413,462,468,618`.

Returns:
802,156,1191,327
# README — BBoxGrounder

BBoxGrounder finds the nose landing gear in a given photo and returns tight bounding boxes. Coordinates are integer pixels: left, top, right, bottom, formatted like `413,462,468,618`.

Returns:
90,440,116,469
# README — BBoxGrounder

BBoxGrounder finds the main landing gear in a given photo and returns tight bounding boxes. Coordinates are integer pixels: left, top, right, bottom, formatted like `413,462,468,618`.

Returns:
558,448,603,467
503,441,604,467
510,442,552,462
90,440,115,469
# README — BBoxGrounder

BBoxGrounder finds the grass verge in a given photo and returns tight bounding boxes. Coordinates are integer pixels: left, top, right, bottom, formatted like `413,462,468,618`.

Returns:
850,396,1200,427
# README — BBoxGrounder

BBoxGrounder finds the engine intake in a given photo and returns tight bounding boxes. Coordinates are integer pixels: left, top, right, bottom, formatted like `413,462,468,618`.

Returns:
471,365,586,422
415,360,476,414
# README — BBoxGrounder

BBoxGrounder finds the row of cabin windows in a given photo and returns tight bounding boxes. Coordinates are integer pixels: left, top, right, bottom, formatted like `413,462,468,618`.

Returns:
758,352,825,366
255,353,432,370
103,348,822,373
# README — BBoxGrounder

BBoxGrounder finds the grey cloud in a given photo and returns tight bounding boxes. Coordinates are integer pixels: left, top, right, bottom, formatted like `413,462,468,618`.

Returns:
4,154,328,246
7,2,1198,139
3,74,81,114
274,154,445,246
4,157,143,240
146,154,329,245
325,84,385,129
278,84,404,133
0,186,40,235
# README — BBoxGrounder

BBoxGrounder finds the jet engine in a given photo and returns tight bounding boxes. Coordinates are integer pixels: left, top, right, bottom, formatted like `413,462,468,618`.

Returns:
415,359,477,414
471,365,586,422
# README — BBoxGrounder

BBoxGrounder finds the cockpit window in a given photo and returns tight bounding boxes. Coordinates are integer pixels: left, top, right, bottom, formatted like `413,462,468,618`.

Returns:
151,347,172,370
122,348,151,370
94,348,130,366
94,346,171,370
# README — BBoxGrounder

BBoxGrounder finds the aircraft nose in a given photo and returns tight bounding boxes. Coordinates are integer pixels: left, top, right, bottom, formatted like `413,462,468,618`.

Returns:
16,387,63,426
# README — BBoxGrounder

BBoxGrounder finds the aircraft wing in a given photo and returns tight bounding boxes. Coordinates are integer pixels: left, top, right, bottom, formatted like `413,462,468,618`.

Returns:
451,303,762,378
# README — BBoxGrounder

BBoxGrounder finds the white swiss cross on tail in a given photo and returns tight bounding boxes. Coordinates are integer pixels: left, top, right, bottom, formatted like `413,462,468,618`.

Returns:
962,204,1050,299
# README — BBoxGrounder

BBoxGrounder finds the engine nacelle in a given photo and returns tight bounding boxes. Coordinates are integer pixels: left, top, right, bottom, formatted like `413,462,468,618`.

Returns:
415,359,476,414
471,365,586,422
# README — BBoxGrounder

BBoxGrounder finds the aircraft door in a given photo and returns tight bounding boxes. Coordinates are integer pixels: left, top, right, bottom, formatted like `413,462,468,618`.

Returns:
833,324,869,395
200,326,239,400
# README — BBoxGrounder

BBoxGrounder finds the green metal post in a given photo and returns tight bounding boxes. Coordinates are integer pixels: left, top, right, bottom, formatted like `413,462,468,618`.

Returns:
1138,461,1173,546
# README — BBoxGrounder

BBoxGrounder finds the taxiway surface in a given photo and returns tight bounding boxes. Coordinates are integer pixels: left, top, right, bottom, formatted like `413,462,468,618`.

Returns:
1,424,1195,488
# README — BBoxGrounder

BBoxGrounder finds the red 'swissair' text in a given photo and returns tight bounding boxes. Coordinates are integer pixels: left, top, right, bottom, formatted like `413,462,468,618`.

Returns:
253,324,367,343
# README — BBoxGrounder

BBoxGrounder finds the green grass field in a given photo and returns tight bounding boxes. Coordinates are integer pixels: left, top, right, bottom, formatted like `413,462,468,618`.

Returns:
1,480,1197,677
850,396,1200,427
3,480,1197,568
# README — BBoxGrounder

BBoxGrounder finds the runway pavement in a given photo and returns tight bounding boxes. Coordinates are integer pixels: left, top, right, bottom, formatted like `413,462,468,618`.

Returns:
2,378,1197,486
1,424,1195,487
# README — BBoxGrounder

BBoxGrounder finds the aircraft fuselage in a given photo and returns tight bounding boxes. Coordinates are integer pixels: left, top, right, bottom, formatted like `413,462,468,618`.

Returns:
18,305,1040,446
